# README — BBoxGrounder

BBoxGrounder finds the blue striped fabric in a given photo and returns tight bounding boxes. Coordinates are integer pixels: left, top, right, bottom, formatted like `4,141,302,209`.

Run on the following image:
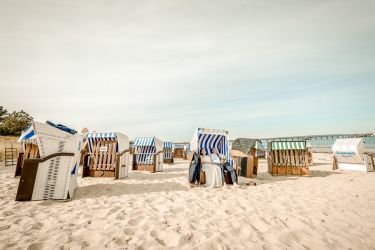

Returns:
195,128,232,166
86,132,118,154
163,149,173,159
134,137,155,146
134,137,156,164
198,133,229,159
163,142,173,148
18,124,35,142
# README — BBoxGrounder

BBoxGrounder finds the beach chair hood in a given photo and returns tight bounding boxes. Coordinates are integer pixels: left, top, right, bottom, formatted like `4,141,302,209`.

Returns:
85,132,129,154
332,138,365,164
134,137,163,152
190,128,230,159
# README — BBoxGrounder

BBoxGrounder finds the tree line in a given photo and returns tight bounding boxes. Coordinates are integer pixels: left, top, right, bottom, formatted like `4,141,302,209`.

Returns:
0,106,33,136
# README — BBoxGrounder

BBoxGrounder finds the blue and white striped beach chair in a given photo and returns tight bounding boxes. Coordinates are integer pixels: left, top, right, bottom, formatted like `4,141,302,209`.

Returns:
163,141,174,163
133,137,164,172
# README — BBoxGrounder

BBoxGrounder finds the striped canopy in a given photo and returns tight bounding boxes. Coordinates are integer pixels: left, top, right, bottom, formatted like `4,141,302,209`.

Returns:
86,132,117,139
134,137,163,164
163,142,173,148
190,128,230,159
86,132,129,154
271,141,306,150
134,137,155,146
18,124,36,143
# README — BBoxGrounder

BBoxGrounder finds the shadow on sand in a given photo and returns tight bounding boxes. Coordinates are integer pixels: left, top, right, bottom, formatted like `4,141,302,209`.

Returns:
73,182,187,200
248,169,342,186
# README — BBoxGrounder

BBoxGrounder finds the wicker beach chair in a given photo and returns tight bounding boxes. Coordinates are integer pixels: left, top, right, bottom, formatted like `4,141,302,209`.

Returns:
15,121,82,201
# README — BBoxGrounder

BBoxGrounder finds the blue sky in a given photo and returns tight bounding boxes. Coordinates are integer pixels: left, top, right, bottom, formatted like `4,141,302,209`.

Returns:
0,0,374,141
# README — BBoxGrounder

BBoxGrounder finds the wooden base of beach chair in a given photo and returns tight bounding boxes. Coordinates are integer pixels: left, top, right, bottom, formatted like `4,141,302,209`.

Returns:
292,167,301,175
163,158,174,164
277,166,286,175
271,166,278,175
174,149,184,159
271,166,309,176
286,166,293,175
199,171,206,185
133,164,155,172
301,167,310,176
85,170,115,178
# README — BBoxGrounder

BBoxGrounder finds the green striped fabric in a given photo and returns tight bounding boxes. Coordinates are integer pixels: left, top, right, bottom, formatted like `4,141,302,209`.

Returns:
271,141,306,150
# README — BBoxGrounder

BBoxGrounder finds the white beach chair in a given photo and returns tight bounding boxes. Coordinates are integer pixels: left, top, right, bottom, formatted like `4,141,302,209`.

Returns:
332,138,374,172
15,121,82,201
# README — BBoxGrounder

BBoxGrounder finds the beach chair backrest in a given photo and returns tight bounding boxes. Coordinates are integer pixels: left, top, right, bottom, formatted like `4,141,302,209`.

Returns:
190,128,230,160
134,137,164,165
332,138,365,164
85,132,129,172
163,142,173,159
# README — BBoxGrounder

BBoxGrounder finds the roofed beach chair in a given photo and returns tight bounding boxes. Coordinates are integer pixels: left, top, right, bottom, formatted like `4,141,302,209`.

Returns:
190,128,234,186
15,121,82,201
83,132,130,178
268,141,309,176
231,138,262,178
163,142,174,164
174,143,190,160
132,137,164,172
332,138,374,172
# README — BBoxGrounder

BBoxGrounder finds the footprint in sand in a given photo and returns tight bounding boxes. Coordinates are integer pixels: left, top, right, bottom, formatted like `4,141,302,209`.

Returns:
26,242,43,250
149,230,166,247
3,211,14,216
127,218,140,226
30,223,44,230
124,228,135,235
108,206,121,215
178,233,194,247
0,224,11,231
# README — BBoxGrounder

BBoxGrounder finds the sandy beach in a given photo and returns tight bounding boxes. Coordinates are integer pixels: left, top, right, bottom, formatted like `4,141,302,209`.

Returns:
0,153,375,250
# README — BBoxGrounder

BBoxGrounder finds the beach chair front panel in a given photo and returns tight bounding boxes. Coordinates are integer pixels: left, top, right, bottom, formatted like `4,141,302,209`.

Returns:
90,140,117,171
156,153,163,171
269,141,308,176
31,155,75,200
135,146,155,164
163,142,173,159
117,152,130,178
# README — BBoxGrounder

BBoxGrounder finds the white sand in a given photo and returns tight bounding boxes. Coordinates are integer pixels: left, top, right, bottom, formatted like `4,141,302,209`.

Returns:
1,154,375,249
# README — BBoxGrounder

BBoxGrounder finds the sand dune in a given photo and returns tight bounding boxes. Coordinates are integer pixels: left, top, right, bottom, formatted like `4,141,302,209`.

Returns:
0,154,375,249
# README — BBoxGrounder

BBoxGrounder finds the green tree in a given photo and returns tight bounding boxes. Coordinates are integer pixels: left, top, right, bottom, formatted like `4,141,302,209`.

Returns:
0,106,8,122
0,109,33,136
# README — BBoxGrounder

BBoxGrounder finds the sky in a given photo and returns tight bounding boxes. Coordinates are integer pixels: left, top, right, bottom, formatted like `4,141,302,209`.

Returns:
0,0,374,141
